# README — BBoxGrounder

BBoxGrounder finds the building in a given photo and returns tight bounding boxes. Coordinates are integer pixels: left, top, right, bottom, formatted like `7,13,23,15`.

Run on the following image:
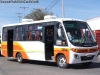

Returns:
86,17,100,50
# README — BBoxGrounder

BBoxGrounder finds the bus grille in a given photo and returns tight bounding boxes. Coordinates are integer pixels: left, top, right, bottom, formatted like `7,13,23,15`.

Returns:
81,55,94,61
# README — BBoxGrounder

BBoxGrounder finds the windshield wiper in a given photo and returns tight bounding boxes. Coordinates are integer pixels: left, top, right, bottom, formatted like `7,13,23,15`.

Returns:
85,36,94,43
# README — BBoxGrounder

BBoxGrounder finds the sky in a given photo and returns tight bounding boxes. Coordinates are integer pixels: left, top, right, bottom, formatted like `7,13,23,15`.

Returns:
0,0,100,29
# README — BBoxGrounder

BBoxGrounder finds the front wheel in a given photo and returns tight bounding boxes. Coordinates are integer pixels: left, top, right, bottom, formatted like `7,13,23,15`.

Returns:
17,53,23,63
81,62,92,66
56,55,68,68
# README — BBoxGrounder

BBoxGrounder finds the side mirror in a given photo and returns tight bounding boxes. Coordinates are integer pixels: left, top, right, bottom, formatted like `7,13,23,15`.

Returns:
57,29,61,37
57,22,62,28
59,24,62,28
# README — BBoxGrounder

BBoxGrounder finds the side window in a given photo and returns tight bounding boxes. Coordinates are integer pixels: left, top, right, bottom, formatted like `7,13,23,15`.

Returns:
2,28,7,41
28,25,34,41
13,24,43,41
35,25,42,41
22,25,28,41
27,24,42,41
14,26,23,41
35,30,42,41
14,27,20,41
21,25,34,41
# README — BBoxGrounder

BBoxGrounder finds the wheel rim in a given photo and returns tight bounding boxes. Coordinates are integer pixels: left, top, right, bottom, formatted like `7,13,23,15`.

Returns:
59,57,66,67
17,54,22,62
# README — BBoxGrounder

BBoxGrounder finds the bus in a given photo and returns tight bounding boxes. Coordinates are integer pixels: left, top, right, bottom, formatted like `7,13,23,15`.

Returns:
1,16,99,68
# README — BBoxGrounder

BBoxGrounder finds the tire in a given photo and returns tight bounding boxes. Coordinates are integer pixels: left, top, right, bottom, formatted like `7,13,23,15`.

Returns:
56,55,68,68
16,53,23,63
81,62,92,66
0,51,1,56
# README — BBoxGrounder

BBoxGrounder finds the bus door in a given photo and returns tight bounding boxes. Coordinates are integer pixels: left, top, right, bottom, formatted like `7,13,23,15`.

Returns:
7,30,14,57
44,26,54,60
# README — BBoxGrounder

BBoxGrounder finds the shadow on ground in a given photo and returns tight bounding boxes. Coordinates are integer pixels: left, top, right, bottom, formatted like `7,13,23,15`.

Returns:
0,55,4,57
68,62,100,69
7,58,100,69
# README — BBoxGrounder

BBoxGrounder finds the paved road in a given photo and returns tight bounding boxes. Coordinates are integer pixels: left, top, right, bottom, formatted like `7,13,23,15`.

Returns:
0,56,100,75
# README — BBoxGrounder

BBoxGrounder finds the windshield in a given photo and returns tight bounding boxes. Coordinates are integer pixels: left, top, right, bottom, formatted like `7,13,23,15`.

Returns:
63,21,97,47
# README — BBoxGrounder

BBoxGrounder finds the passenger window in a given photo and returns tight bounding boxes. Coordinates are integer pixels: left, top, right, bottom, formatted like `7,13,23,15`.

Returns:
14,24,43,41
35,24,42,41
15,27,19,41
27,25,33,41
35,31,42,41
25,25,42,41
2,28,7,41
36,25,42,30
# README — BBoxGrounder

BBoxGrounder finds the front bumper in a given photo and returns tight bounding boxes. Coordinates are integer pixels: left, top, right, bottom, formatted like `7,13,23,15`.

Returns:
69,50,99,64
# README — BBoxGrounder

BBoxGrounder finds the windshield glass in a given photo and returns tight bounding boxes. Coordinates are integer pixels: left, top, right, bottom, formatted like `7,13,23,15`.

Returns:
63,21,97,47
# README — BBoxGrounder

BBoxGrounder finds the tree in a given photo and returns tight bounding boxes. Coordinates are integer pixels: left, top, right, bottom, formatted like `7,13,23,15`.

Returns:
25,8,53,21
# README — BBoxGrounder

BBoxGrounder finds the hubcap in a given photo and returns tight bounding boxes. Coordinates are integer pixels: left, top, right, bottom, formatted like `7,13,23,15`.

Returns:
59,57,66,67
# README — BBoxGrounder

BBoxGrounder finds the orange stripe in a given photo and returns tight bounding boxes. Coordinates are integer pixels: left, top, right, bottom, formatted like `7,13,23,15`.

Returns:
2,50,8,57
1,42,7,50
1,45,7,49
13,45,23,50
13,42,25,50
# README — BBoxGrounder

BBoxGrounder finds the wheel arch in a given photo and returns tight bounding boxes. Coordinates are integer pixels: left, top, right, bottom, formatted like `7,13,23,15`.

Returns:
15,52,20,58
55,53,65,62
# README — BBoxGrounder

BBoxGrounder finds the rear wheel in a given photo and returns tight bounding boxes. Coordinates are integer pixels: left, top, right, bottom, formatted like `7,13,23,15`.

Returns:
56,55,68,68
17,53,23,63
81,62,92,66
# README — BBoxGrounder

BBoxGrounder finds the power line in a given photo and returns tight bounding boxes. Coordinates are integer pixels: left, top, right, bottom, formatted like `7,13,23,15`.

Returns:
46,0,57,9
46,0,65,18
47,0,58,11
15,13,23,23
47,0,60,12
20,7,29,18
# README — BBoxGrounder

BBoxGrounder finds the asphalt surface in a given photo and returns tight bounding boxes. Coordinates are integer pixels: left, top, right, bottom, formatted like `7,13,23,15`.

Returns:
0,55,100,75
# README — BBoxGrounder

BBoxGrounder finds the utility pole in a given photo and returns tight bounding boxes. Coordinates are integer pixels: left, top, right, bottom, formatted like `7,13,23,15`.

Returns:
20,7,29,18
15,13,23,23
62,0,65,18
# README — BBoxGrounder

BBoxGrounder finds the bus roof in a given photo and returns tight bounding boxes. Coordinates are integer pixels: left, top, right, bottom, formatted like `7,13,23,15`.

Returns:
2,18,84,28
